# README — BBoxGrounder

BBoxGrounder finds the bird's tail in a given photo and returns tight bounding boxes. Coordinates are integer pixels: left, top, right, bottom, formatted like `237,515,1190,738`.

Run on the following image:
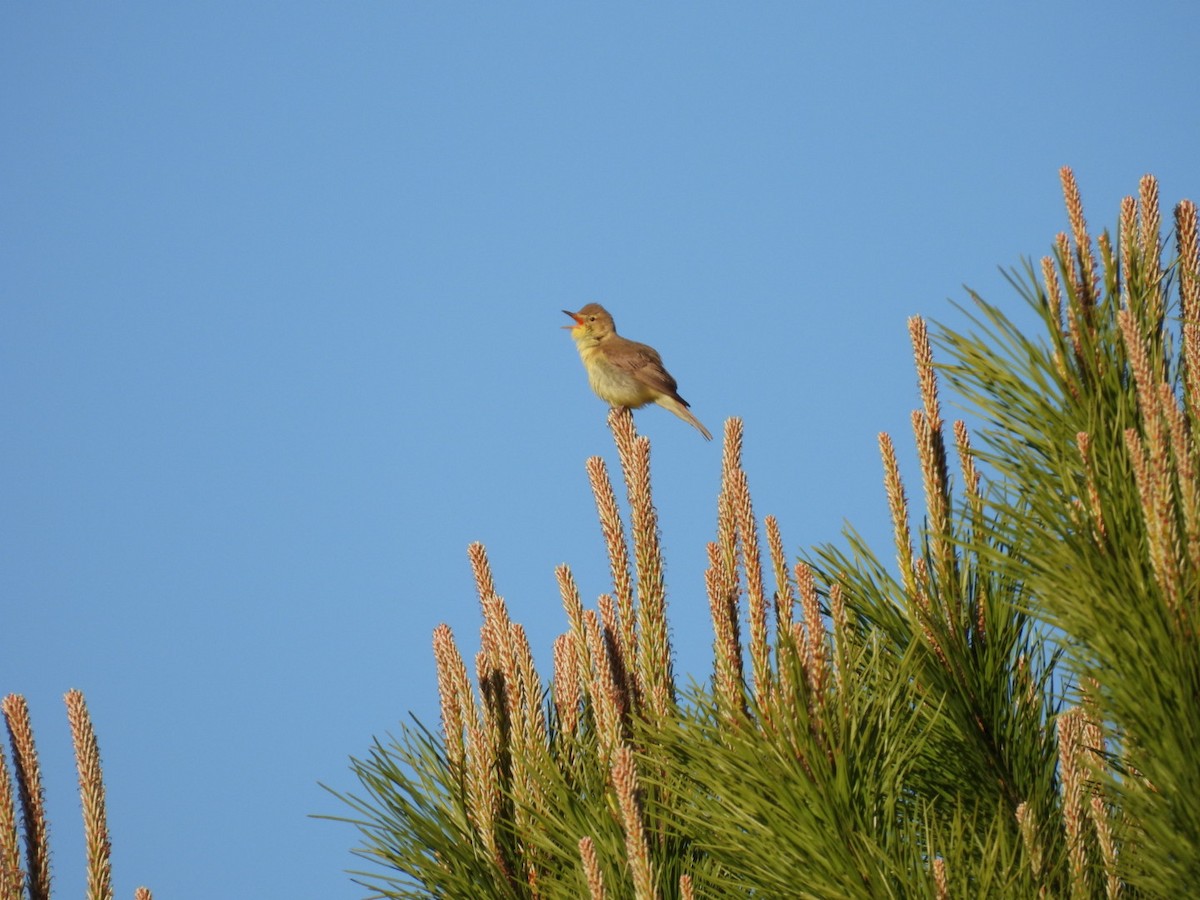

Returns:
657,394,713,441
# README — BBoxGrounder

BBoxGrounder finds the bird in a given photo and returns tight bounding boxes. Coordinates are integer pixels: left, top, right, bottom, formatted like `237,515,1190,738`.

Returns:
562,303,712,440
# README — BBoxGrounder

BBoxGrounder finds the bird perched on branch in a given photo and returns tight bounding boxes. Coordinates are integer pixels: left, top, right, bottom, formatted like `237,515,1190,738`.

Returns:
562,303,712,440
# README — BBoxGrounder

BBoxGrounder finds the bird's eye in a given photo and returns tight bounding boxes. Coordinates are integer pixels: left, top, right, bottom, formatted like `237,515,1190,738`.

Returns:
588,316,595,322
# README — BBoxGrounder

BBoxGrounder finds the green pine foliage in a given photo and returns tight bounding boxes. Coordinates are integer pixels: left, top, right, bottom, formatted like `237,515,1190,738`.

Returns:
937,172,1200,897
326,171,1199,899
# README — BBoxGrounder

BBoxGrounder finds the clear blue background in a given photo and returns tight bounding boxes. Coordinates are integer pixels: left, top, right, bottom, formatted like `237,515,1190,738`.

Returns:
2,4,1196,897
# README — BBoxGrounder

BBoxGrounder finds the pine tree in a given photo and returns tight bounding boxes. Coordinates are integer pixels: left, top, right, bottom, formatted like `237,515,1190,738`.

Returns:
329,170,1200,899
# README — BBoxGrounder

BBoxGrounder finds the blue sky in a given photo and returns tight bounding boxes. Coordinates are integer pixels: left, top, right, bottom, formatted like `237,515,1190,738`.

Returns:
2,4,1197,897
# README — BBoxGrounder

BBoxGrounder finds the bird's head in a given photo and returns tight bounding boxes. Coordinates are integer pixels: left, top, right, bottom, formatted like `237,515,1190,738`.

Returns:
562,303,616,341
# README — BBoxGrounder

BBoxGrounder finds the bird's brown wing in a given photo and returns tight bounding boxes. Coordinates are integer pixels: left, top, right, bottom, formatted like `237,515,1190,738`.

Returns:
610,338,685,402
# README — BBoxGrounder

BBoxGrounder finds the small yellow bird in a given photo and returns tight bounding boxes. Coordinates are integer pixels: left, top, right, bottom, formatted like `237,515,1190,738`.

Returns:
562,303,712,441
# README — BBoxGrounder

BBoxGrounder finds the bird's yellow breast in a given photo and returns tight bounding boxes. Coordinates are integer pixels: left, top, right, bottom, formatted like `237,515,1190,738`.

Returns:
578,344,657,408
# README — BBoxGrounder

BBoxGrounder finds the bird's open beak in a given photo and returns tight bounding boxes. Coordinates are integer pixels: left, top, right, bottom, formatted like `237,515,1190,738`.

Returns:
562,309,582,329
